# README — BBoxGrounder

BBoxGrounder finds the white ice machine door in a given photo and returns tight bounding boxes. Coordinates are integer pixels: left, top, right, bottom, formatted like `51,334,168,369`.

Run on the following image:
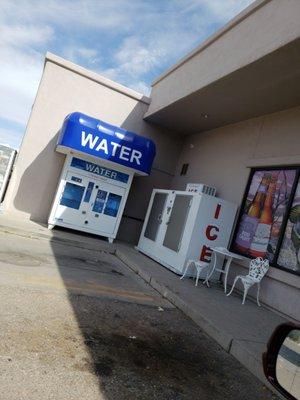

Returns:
162,194,192,252
144,191,192,250
144,191,168,242
140,190,194,271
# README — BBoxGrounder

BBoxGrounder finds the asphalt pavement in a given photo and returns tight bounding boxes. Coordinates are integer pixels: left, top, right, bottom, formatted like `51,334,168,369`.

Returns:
0,229,278,399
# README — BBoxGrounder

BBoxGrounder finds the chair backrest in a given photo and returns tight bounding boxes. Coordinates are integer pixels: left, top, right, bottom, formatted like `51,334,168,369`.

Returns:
248,257,269,281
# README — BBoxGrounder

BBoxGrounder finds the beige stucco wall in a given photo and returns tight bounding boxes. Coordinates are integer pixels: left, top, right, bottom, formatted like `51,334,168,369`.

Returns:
4,55,183,243
171,105,300,321
146,0,300,118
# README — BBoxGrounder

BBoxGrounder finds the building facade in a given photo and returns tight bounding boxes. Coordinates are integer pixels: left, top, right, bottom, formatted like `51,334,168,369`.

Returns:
2,0,300,320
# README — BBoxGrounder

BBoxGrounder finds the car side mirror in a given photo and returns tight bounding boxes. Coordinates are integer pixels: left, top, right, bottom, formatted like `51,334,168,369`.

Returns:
263,323,300,400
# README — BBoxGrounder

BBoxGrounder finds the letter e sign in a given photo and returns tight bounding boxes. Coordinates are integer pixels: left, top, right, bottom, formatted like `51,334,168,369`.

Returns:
200,245,212,262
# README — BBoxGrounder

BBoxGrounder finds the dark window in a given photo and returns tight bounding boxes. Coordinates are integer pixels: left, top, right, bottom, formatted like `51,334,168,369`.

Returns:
180,163,189,176
83,181,94,203
92,190,107,213
60,182,85,210
104,193,122,217
231,167,300,276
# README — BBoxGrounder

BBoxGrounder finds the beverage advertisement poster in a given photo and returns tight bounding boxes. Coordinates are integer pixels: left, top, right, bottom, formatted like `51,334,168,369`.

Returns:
233,169,297,262
278,179,300,273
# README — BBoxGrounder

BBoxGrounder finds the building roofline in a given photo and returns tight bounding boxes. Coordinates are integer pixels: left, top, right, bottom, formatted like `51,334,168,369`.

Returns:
44,52,151,105
151,0,270,87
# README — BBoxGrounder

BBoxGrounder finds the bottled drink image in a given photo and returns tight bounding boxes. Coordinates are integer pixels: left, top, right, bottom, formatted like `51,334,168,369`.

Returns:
234,175,269,254
249,177,276,258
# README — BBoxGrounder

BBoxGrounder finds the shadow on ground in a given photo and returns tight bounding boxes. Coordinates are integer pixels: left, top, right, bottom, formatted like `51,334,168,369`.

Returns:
47,228,276,400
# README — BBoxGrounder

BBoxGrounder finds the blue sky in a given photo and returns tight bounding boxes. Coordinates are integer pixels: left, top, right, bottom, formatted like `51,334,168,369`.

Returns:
0,0,254,149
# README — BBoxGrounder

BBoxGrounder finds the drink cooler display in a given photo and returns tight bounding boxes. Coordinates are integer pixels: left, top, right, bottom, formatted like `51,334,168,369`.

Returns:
137,189,238,280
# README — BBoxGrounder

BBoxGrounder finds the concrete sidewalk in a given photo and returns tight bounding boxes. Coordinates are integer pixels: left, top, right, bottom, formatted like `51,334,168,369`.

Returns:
116,244,290,388
0,214,116,254
0,215,291,392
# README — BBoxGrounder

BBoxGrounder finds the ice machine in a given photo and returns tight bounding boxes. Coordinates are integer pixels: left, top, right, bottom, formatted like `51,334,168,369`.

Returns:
137,189,238,281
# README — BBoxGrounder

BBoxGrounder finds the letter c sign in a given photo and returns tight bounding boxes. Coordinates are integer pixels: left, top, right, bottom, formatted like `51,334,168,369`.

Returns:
205,225,219,241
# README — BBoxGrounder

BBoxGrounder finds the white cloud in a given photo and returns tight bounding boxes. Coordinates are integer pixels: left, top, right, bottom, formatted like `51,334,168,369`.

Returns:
0,24,53,47
0,24,49,125
174,0,253,19
0,0,139,31
62,46,101,66
76,47,98,59
114,37,159,76
202,0,254,20
0,126,24,149
0,51,44,127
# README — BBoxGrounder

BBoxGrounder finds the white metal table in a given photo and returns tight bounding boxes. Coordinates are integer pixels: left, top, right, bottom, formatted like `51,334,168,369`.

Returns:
204,247,244,293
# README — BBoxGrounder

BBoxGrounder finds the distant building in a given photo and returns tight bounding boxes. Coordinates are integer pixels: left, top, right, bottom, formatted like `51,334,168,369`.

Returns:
0,144,16,204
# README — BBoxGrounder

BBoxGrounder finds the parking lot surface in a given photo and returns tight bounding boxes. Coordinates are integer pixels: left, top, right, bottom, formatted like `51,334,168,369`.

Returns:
0,231,278,399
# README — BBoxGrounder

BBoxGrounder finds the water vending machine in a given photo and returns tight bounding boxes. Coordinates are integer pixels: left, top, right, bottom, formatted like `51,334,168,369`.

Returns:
137,189,238,281
48,112,156,243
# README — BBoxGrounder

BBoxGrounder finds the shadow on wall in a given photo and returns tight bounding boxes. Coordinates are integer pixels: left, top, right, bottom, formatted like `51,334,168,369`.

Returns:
12,102,181,242
13,133,65,223
117,100,183,244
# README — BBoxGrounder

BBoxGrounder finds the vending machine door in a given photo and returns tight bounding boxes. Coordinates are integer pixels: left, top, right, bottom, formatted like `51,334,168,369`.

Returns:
163,194,192,252
137,190,196,273
54,172,89,226
87,185,125,234
144,192,168,242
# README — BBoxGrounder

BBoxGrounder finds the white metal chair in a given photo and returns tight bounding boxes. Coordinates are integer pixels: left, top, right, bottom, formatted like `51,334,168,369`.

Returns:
180,259,210,286
226,257,269,306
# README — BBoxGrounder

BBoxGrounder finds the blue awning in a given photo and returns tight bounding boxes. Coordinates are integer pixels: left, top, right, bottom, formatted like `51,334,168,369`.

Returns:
56,112,156,175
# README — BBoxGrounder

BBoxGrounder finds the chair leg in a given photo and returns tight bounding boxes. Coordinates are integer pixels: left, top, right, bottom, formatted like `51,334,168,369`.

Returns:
203,251,217,287
223,257,232,294
242,282,252,305
226,276,240,297
180,261,191,280
195,267,200,286
256,283,261,307
203,276,210,288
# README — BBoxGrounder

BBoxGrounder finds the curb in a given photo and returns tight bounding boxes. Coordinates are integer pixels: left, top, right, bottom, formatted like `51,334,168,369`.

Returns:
0,224,116,254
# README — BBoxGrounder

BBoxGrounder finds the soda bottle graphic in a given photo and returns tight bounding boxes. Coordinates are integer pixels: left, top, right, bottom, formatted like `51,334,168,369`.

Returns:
249,177,276,258
234,175,268,254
